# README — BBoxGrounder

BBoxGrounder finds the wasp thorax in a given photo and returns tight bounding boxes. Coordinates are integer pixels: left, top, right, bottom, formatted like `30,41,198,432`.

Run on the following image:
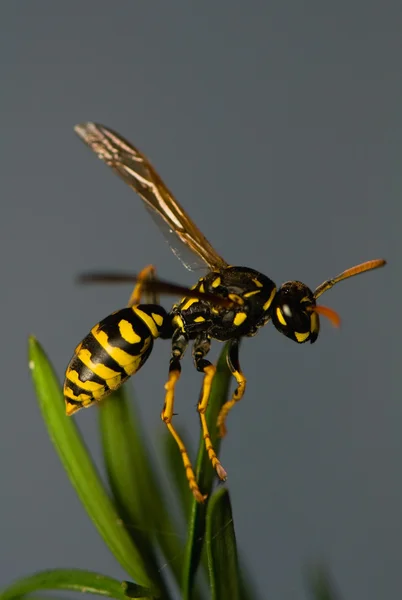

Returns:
271,281,320,344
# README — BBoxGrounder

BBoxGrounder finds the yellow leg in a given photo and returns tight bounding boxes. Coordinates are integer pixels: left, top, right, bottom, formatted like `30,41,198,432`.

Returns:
127,264,156,307
197,364,227,481
162,367,207,503
217,338,246,438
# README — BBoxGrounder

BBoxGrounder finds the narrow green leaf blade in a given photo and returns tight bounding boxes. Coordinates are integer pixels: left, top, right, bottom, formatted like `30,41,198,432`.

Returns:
162,430,207,600
0,569,153,600
98,391,161,584
7,596,74,600
182,342,232,599
237,559,264,600
98,386,178,597
122,580,159,599
307,566,341,600
206,488,240,600
10,596,75,600
28,336,156,590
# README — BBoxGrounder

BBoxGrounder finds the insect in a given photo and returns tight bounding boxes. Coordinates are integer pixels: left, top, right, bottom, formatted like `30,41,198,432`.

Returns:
64,122,386,502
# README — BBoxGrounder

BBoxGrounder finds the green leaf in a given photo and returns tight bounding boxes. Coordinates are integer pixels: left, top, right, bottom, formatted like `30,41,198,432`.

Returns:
237,558,264,600
206,488,240,600
162,431,207,600
98,390,162,588
307,566,340,600
28,336,157,591
122,580,159,599
182,342,233,599
0,569,153,600
99,386,181,596
9,596,74,600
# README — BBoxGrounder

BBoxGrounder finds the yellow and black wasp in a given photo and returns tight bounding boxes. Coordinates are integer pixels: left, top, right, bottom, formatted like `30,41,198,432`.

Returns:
64,122,386,502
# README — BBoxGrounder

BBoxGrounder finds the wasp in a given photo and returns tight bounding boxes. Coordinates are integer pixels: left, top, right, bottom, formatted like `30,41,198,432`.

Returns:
64,122,386,502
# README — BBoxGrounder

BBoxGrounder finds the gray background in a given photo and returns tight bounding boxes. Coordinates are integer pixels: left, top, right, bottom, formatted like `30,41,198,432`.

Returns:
0,2,399,599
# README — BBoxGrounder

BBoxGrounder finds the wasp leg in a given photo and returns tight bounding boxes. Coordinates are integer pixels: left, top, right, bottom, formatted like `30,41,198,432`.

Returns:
217,338,246,438
127,264,158,306
193,335,228,482
162,330,207,502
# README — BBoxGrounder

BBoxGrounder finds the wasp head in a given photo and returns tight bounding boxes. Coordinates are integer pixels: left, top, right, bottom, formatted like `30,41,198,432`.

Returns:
270,281,320,344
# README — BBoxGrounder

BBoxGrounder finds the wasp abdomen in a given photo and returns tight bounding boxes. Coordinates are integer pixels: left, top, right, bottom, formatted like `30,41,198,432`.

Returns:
64,304,168,415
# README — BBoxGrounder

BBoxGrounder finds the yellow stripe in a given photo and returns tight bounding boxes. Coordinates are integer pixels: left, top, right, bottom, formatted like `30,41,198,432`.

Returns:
191,278,204,290
233,312,247,327
172,314,185,330
64,385,92,404
77,346,126,377
181,298,198,311
229,293,244,305
211,277,221,288
67,369,122,395
124,352,149,376
66,369,107,394
263,287,277,311
90,327,135,368
244,289,260,298
119,319,142,344
65,398,86,416
252,278,264,288
74,341,83,354
194,316,205,322
295,331,310,343
152,312,164,327
275,307,287,326
133,306,160,338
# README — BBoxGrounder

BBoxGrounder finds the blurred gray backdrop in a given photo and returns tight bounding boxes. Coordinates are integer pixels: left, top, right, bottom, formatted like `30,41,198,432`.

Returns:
0,2,399,599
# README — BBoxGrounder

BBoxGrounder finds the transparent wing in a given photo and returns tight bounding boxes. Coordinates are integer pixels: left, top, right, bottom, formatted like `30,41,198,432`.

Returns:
75,122,228,272
78,271,236,308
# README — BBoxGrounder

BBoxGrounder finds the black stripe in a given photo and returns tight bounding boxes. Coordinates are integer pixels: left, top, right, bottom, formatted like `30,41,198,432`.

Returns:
97,308,151,355
80,332,127,376
67,355,108,386
64,396,82,408
65,379,103,400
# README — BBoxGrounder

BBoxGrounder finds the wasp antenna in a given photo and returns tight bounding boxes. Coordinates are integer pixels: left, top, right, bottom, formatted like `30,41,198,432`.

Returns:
314,258,386,299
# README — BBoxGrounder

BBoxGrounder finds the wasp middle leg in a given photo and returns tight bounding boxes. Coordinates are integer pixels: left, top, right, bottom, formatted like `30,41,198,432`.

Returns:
193,334,227,482
216,337,246,438
162,329,207,502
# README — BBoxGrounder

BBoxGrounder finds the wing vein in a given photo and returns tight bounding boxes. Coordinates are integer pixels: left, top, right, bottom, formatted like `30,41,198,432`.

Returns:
75,122,228,271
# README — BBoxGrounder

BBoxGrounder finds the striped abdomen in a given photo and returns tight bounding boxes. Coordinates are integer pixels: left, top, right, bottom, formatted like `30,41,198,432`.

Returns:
64,304,168,415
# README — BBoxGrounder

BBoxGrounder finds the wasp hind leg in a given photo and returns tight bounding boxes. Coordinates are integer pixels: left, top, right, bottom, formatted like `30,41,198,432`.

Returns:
162,330,207,502
193,335,227,482
217,337,246,438
128,264,158,306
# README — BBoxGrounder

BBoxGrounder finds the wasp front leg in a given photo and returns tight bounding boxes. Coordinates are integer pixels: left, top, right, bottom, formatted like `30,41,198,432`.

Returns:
217,337,246,438
162,329,207,502
193,335,228,482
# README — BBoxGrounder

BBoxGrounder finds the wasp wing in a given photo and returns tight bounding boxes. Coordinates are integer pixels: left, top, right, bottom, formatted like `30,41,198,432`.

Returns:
74,122,228,272
78,272,235,308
